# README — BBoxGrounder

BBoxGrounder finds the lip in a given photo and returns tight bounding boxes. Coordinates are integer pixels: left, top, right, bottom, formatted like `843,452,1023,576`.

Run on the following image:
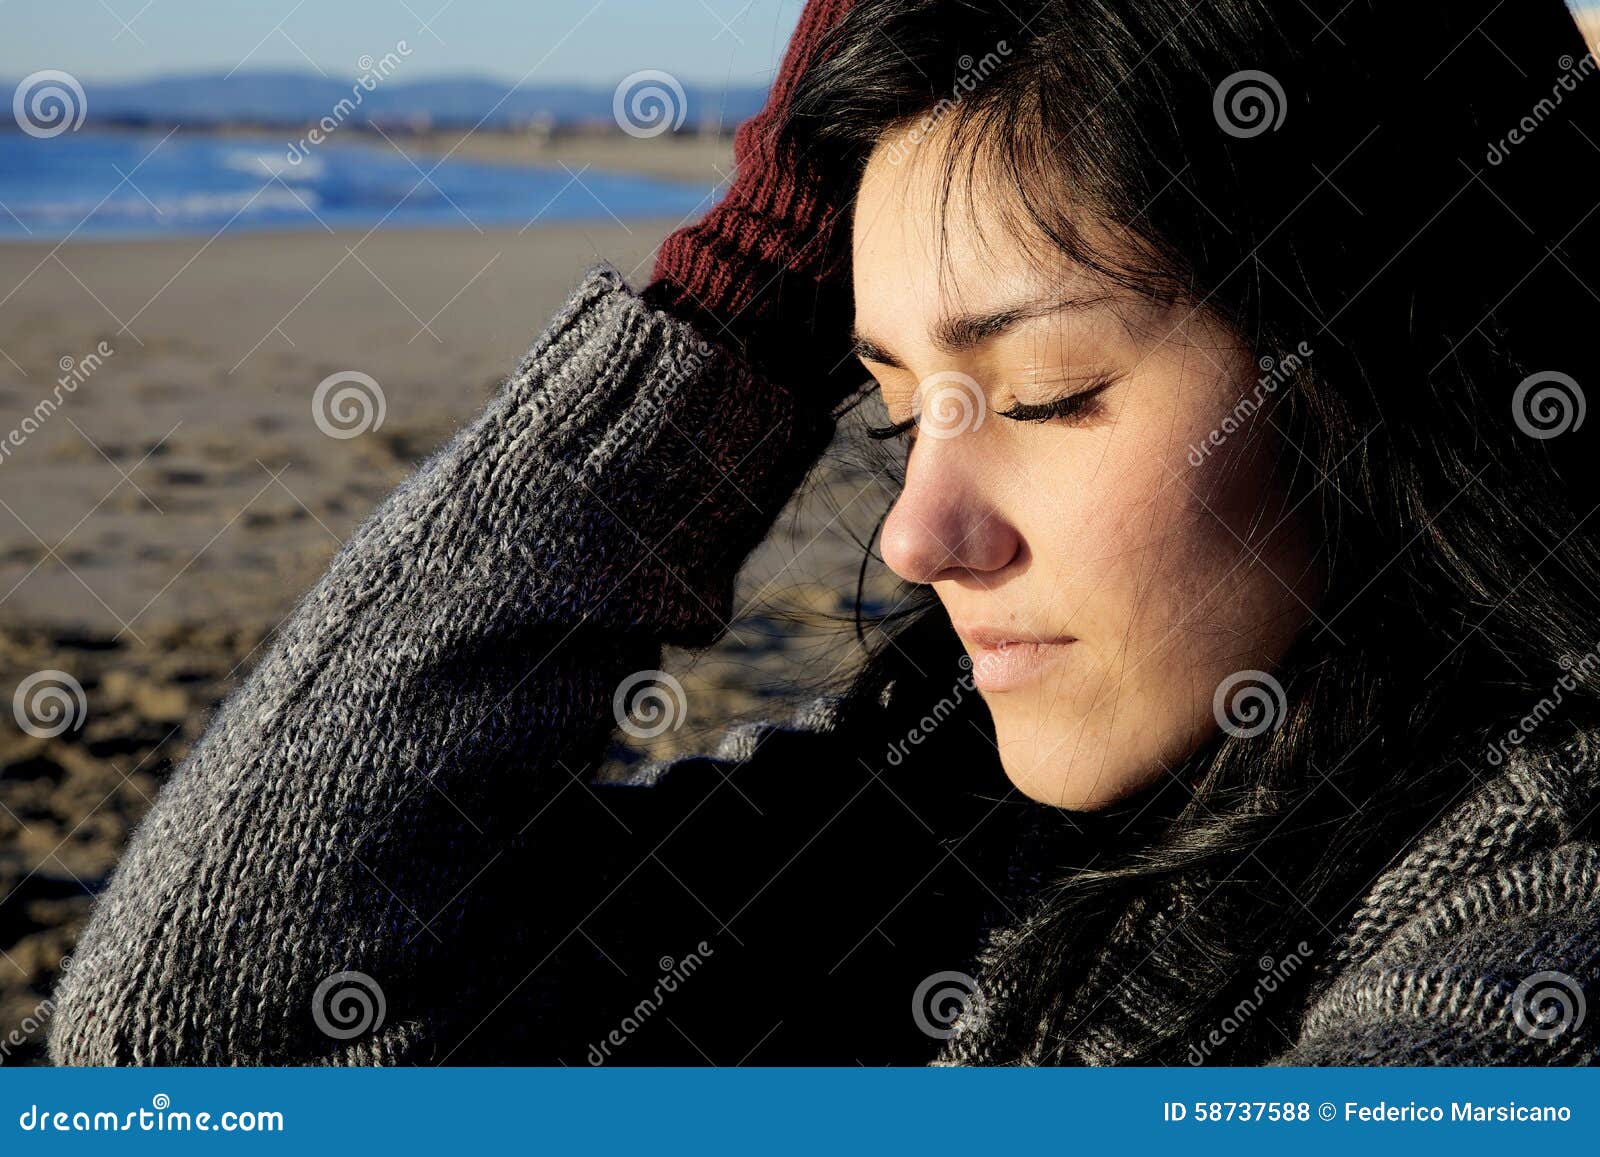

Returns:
956,626,1077,692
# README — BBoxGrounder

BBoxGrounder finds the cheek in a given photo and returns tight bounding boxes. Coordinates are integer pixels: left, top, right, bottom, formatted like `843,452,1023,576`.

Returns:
1020,390,1300,653
1024,426,1238,626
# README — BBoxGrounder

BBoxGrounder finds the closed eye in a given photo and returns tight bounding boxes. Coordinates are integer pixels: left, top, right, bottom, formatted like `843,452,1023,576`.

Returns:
864,375,1118,440
995,375,1116,424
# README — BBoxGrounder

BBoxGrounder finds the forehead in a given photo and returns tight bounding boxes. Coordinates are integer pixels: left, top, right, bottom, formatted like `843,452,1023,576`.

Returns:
851,119,1104,335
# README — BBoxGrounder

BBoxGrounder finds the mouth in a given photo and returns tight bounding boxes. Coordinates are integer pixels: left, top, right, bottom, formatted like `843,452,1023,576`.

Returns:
956,627,1078,693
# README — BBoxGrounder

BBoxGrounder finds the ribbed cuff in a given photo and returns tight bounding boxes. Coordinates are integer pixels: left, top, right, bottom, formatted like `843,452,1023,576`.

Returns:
644,220,855,394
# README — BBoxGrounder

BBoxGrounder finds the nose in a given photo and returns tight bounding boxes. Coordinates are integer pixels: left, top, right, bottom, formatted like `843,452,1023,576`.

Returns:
879,438,1022,585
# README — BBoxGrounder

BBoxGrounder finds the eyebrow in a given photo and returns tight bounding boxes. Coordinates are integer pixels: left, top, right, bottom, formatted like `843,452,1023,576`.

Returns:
851,292,1115,369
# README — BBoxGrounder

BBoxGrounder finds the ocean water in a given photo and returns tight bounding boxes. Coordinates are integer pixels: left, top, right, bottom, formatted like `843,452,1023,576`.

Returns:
0,130,714,239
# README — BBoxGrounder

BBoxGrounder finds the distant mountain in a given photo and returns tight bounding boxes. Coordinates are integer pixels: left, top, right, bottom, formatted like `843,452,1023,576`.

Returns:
2,70,768,130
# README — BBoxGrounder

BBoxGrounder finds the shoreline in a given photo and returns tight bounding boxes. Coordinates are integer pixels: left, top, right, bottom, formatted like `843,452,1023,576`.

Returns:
15,122,736,187
0,128,730,244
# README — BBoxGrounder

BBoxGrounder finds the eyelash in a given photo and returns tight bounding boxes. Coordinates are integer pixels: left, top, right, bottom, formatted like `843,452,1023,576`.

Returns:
866,415,918,441
866,375,1116,441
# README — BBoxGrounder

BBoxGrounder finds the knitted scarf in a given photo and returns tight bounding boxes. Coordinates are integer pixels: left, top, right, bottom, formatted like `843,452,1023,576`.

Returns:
932,729,1600,1065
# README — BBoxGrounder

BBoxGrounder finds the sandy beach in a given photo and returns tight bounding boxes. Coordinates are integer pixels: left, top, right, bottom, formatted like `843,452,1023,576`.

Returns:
0,219,897,1064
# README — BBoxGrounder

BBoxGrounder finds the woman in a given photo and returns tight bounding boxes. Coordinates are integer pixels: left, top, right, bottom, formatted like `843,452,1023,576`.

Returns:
51,0,1600,1065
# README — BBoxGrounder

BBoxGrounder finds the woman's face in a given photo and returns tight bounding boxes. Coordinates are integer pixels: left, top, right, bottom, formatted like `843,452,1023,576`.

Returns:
852,124,1322,809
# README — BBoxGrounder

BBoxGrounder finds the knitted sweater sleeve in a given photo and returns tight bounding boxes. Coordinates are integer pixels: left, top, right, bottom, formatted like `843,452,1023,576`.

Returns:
47,264,835,1065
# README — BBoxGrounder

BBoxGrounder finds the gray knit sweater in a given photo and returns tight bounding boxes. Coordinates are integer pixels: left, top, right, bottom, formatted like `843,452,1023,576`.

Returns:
49,267,1600,1066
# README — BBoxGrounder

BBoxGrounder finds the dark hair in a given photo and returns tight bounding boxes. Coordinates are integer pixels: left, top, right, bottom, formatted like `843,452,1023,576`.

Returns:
787,0,1600,1062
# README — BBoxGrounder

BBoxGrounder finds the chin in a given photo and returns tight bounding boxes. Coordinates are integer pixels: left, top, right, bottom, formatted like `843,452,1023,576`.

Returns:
991,713,1169,811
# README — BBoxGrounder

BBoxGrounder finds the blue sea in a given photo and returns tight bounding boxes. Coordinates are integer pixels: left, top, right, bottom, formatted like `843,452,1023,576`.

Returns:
0,130,714,239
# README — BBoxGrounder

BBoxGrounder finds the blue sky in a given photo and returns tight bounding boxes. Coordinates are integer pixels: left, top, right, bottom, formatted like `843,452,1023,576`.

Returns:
5,2,1595,88
0,0,803,85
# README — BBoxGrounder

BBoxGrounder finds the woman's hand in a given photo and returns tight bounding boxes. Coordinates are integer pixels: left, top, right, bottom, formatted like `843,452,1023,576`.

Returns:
643,0,858,407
